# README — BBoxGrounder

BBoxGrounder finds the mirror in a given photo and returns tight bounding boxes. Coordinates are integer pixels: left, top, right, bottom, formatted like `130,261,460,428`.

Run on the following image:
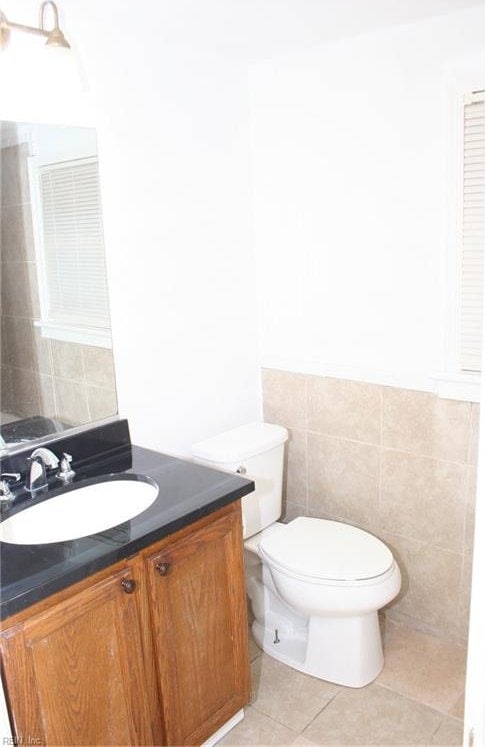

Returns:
0,120,118,450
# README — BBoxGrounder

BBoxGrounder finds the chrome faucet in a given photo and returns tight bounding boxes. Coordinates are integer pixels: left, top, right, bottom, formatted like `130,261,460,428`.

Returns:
25,447,60,492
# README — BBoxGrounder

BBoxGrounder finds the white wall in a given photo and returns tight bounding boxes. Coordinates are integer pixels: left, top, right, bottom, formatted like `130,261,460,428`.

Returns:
89,40,262,456
1,2,484,438
0,0,262,456
250,7,485,393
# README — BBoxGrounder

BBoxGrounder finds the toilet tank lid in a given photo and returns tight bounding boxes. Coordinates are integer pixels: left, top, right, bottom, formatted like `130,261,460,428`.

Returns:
192,422,288,463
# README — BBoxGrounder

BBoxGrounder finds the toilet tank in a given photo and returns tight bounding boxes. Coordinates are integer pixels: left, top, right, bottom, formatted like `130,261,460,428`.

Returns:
192,422,288,540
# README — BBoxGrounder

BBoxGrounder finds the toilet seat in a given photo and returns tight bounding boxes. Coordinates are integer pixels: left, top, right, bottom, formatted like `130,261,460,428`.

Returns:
259,517,393,583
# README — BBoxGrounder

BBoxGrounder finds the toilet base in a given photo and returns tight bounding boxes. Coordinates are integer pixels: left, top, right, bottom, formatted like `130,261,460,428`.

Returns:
252,610,384,688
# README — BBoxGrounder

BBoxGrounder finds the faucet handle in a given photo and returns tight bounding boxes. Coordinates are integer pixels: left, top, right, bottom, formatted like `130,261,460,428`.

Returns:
0,473,21,501
56,453,75,483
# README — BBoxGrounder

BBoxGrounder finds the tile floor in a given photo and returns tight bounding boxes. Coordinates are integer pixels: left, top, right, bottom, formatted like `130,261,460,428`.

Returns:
220,620,466,746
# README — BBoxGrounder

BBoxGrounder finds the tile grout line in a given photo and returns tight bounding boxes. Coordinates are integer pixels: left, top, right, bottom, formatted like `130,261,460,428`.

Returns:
461,466,472,560
233,703,300,743
466,402,474,465
304,375,309,516
461,402,474,626
378,386,384,524
428,709,465,743
314,508,466,559
249,654,465,742
375,679,465,721
265,370,473,651
246,701,300,735
304,427,309,517
46,338,60,420
297,689,342,739
304,428,471,468
385,610,468,650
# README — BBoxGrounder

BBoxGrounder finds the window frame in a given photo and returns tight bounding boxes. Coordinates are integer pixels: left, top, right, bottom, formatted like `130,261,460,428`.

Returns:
434,71,485,403
28,148,112,350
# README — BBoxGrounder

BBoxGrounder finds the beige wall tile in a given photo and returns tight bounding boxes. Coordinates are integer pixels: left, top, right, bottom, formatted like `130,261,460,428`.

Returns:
87,385,118,422
1,261,35,319
2,318,51,377
285,427,307,507
260,367,475,644
1,204,35,262
1,316,14,367
10,366,40,417
384,609,467,648
457,553,473,641
449,692,465,720
51,340,85,381
307,510,370,533
251,654,340,733
378,623,466,712
382,388,471,463
2,316,36,372
308,433,380,527
303,683,442,746
282,501,306,523
468,404,480,465
26,261,40,319
1,144,30,207
38,375,57,419
83,345,116,389
465,467,477,551
380,450,467,553
33,328,52,376
384,532,462,636
307,376,381,444
1,366,14,414
262,368,306,429
0,318,6,368
54,378,90,425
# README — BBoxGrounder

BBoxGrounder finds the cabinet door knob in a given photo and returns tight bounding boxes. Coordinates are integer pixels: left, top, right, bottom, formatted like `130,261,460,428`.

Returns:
156,562,171,577
121,578,136,594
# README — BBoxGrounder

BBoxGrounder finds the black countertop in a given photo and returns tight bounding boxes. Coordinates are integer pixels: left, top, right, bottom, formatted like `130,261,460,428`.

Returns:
0,421,254,620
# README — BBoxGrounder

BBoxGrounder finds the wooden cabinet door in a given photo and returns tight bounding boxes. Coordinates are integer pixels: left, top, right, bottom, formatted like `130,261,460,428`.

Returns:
0,566,155,746
146,504,250,746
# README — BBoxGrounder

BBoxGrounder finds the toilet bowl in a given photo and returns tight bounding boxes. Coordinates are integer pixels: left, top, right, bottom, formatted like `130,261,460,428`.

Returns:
192,422,401,688
246,518,401,687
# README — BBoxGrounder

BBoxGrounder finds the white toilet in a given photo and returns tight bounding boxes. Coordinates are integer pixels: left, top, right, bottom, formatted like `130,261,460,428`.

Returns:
192,422,401,688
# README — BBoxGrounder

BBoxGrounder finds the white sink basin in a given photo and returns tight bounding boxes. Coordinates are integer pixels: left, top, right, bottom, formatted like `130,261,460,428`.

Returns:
0,478,159,545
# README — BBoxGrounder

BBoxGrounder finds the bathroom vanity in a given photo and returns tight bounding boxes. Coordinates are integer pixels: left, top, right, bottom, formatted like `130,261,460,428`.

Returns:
0,421,254,746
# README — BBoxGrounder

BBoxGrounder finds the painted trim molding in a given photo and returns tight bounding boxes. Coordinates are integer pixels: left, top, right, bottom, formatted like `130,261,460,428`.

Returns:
432,371,481,403
34,320,112,350
202,709,244,747
261,355,481,402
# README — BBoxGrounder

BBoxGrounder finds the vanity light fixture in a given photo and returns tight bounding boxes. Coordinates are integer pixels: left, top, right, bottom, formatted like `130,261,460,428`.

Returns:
0,1,70,52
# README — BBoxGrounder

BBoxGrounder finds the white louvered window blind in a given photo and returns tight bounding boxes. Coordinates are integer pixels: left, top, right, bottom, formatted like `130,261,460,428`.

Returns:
459,91,485,373
39,157,110,337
